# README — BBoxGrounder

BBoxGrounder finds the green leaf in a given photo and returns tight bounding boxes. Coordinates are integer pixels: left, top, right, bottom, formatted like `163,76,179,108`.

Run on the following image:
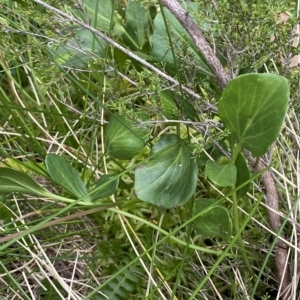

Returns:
124,0,149,50
159,90,178,122
135,134,198,208
73,0,115,34
218,73,289,157
45,154,90,201
193,198,232,242
48,28,107,68
235,153,250,199
158,90,199,123
0,168,47,195
105,113,150,160
205,160,237,187
151,3,211,76
90,175,119,201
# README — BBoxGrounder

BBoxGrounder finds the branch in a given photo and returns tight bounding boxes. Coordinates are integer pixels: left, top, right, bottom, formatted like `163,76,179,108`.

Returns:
160,0,230,89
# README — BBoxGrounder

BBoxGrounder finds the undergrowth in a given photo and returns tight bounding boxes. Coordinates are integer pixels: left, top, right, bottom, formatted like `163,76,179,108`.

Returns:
0,0,299,299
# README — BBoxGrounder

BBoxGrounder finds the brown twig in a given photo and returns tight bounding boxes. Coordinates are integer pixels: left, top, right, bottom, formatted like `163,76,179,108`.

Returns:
245,153,291,298
160,0,230,89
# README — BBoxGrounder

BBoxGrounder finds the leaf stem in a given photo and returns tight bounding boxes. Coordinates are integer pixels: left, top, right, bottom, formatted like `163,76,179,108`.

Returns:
232,189,254,276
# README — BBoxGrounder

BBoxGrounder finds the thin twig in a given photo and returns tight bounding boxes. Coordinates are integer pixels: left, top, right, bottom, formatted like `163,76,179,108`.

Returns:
160,0,230,89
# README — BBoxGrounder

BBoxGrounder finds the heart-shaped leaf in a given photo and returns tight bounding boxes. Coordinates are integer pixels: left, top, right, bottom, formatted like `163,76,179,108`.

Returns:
135,134,198,208
0,168,47,195
193,198,232,242
205,160,237,187
218,73,289,157
90,175,119,201
45,154,90,201
105,113,150,160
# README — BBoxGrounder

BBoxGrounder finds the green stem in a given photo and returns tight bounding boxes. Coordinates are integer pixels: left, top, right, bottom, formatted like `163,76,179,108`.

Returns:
231,144,254,275
232,189,254,276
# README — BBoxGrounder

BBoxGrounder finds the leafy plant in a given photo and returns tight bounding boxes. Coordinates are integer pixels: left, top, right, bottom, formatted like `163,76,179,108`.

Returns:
0,0,297,299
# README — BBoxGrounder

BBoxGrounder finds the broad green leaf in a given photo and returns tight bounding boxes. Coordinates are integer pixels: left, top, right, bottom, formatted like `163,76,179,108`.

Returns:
193,198,232,242
205,160,237,187
151,134,179,154
105,113,150,160
151,3,212,76
124,0,149,49
73,0,115,34
235,153,250,199
45,154,90,201
135,134,198,208
218,73,289,157
0,168,47,195
48,28,107,68
90,175,119,201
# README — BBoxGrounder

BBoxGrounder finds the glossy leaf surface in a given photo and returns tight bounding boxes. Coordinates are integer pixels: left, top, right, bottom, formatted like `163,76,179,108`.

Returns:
135,134,198,208
193,198,232,242
218,73,289,157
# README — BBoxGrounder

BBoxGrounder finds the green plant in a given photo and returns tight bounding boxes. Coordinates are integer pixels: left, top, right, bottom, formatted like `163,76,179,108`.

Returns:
0,0,298,299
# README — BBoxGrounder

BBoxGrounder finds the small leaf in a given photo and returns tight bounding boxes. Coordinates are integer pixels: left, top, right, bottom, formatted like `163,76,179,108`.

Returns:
218,73,289,157
235,153,250,198
205,160,237,187
0,168,47,195
45,154,90,201
105,113,150,160
135,134,198,208
90,175,119,201
193,198,232,242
